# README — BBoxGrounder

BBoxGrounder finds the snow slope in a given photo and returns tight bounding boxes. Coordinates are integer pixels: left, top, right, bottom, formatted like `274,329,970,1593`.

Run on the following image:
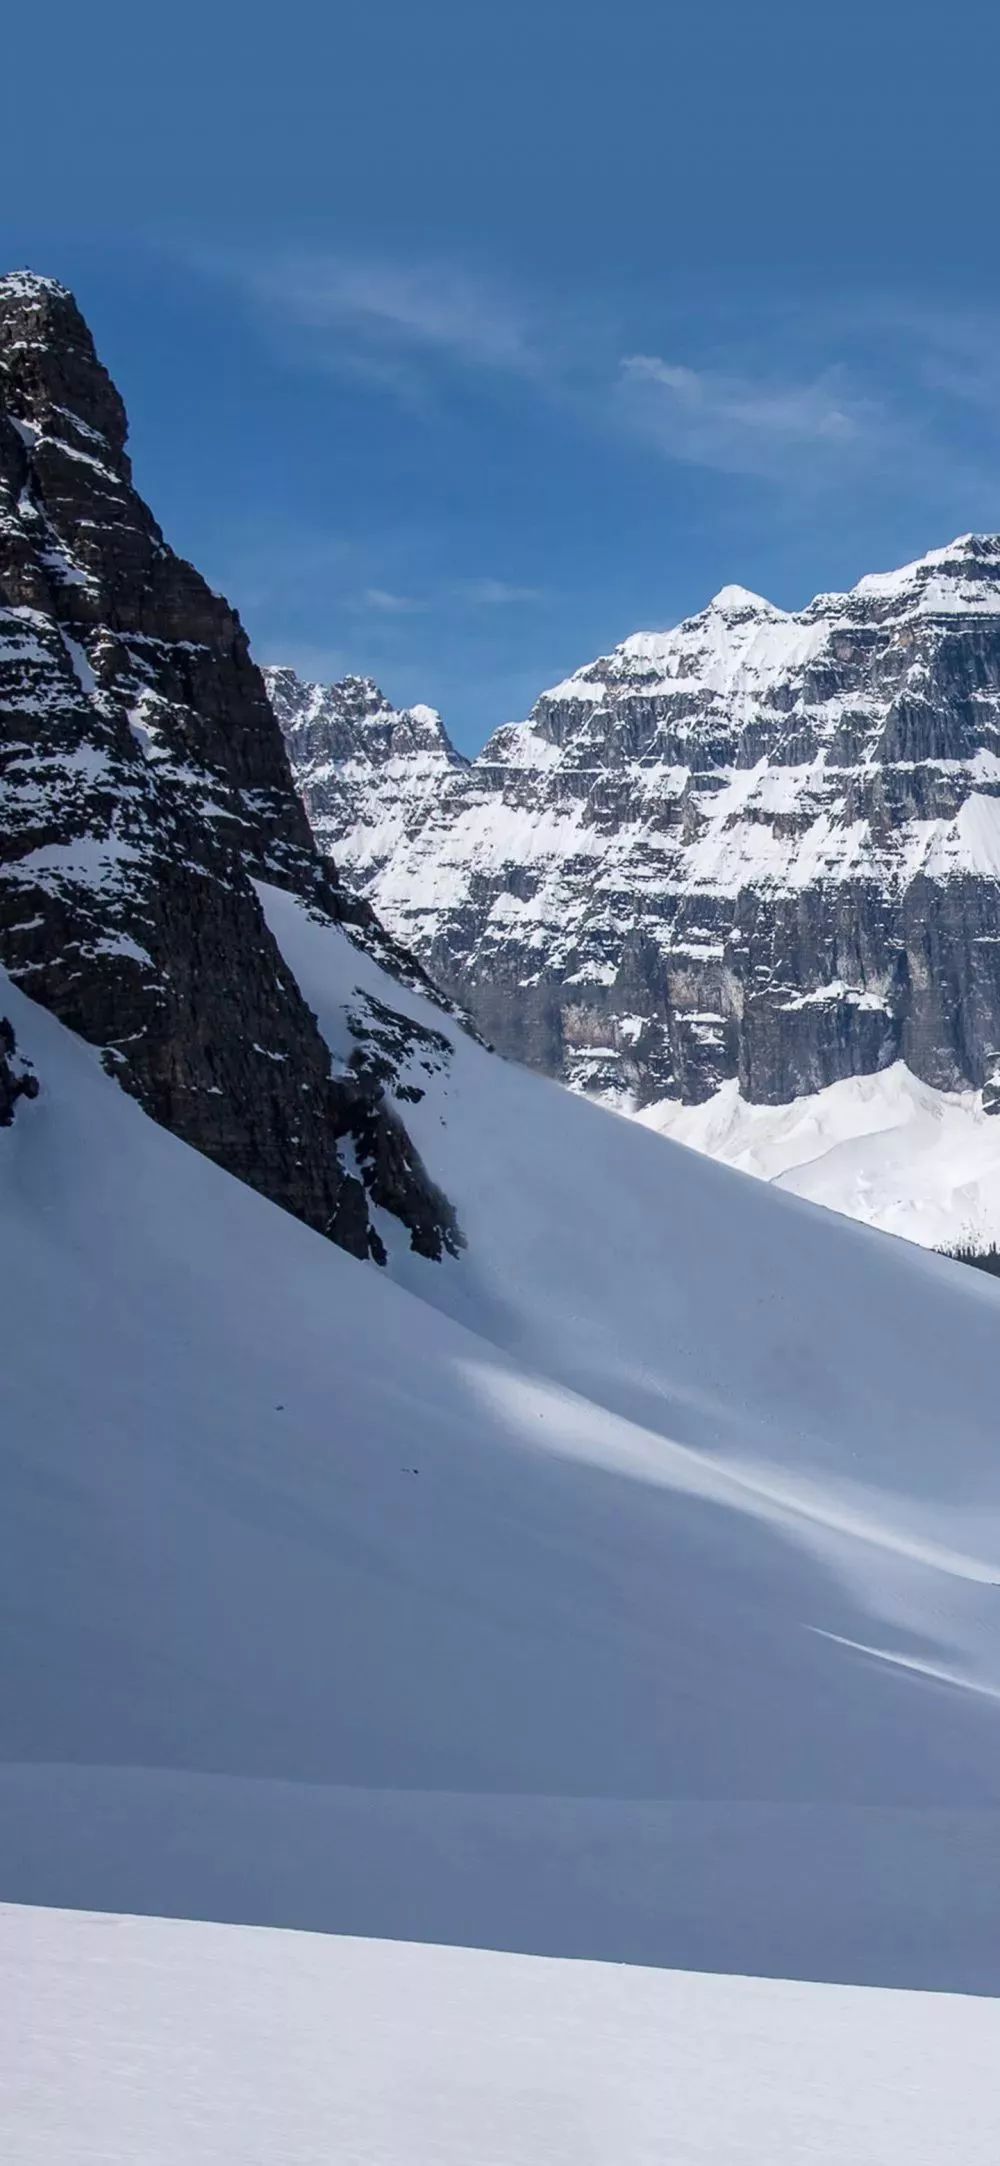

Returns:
6,1904,999,2165
3,930,1000,1993
638,1064,1000,1252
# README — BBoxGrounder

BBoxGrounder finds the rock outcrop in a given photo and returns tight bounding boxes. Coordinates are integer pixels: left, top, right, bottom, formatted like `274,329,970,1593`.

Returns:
0,1015,38,1124
0,270,459,1258
274,539,1000,1111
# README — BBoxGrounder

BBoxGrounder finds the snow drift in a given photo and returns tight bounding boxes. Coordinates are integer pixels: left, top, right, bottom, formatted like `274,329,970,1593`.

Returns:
639,1062,1000,1254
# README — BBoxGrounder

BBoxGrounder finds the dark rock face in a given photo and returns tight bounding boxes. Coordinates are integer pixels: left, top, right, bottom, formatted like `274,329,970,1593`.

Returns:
274,547,1000,1111
0,1016,38,1125
0,271,459,1258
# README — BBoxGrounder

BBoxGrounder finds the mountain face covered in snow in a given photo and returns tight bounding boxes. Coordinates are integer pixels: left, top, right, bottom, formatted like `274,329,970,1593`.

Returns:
7,286,1000,2129
275,539,1000,1133
0,271,459,1261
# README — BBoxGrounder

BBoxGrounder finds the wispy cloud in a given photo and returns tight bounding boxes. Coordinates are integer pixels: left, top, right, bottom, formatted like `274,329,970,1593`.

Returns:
618,353,877,478
228,250,535,390
456,577,546,606
198,242,1000,528
355,586,426,615
344,576,546,617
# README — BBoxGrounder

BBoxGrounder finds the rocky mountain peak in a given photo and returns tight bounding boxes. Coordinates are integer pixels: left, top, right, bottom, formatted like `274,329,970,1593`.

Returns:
266,665,463,768
0,269,130,472
843,531,1000,620
705,582,782,618
265,666,469,892
0,273,462,1263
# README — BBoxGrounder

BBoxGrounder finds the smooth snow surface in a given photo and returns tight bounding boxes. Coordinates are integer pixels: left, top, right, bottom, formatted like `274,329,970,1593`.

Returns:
4,925,1000,1992
5,1905,999,2165
638,1064,1000,1252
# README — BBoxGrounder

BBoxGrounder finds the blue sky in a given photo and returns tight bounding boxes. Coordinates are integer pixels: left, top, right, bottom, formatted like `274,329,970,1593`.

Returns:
4,0,1000,750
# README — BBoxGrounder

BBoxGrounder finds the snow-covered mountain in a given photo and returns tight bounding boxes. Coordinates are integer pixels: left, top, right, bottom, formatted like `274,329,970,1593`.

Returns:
7,274,1000,2152
8,876,1000,2144
274,539,1000,1246
0,270,458,1261
5,927,1000,1997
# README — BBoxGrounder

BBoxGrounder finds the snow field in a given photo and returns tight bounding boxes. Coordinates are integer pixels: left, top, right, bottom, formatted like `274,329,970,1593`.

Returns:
5,1904,999,2166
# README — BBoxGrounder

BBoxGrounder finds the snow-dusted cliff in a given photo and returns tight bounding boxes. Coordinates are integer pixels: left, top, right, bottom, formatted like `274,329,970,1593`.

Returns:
0,270,460,1261
264,668,468,878
273,536,1000,1135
